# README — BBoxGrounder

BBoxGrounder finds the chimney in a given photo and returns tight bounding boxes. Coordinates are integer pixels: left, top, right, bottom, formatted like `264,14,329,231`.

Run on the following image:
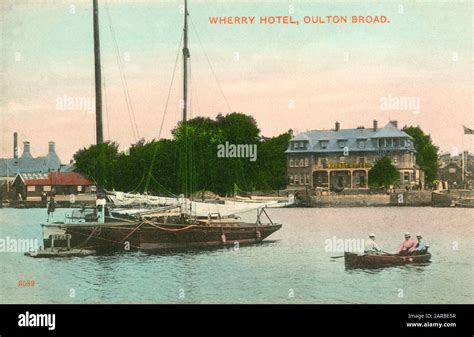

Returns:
335,121,340,131
21,141,32,158
48,141,56,153
389,120,398,129
13,132,18,159
373,120,378,131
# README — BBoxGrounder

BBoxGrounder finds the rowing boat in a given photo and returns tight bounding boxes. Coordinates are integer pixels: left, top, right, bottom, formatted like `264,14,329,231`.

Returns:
344,251,431,269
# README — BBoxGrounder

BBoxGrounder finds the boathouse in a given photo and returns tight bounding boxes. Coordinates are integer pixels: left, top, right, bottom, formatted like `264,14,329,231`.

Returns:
12,172,93,200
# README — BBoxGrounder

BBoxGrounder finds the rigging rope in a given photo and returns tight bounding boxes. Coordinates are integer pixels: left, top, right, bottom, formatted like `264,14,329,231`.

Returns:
105,1,140,142
102,64,111,140
190,17,233,114
144,32,184,193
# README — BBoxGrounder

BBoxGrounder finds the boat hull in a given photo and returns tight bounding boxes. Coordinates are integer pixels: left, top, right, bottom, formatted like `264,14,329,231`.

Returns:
61,222,282,253
344,251,431,269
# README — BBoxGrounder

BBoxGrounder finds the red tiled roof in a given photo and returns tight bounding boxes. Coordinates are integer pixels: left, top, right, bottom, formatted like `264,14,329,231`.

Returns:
25,179,51,186
50,172,92,186
24,172,92,186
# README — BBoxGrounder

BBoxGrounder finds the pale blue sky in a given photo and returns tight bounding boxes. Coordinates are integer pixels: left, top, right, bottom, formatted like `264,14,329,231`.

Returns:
1,0,472,160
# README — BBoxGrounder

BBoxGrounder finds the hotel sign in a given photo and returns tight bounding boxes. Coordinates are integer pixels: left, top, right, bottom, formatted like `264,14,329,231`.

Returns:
326,163,372,169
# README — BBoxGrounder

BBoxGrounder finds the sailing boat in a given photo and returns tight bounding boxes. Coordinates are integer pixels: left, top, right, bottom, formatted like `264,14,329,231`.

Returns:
29,0,282,255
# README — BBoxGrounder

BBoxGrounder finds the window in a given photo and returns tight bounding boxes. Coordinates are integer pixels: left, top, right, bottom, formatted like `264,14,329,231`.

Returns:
338,140,347,148
305,174,310,185
357,157,366,164
299,159,304,167
339,157,345,163
27,186,35,192
43,186,52,192
289,175,294,184
320,141,328,149
289,159,294,167
77,186,82,192
448,168,456,174
404,172,410,182
304,158,309,167
293,142,299,150
358,140,366,149
294,174,300,184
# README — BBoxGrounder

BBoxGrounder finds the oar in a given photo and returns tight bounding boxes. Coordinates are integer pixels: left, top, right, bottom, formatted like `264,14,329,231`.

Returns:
330,255,345,259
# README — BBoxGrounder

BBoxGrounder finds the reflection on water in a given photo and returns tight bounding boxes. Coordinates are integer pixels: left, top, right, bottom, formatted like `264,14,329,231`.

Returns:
0,207,472,304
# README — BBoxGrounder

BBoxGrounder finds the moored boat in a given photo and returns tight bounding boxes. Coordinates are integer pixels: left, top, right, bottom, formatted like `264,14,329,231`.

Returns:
38,206,281,254
344,251,431,269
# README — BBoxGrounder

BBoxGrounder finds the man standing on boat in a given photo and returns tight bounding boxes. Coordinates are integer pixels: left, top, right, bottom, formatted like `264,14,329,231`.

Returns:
364,233,381,254
396,232,416,255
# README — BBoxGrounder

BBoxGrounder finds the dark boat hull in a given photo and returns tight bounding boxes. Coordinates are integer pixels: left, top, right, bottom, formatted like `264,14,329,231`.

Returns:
62,222,282,253
344,251,431,269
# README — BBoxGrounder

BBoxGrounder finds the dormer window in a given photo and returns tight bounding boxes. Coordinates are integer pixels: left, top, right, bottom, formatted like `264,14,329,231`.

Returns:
357,140,366,149
338,140,347,148
320,141,328,149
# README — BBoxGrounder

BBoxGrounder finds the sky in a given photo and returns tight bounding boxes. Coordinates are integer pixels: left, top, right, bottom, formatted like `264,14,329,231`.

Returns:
1,0,473,162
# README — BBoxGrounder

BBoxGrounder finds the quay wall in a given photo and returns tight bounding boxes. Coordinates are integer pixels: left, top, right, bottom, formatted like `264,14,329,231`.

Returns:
296,194,390,207
389,191,432,206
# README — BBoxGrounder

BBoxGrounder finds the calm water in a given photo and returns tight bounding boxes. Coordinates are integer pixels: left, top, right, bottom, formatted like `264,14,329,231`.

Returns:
0,207,472,304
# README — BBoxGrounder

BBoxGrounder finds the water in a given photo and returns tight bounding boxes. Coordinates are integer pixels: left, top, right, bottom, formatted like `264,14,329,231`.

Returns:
0,207,472,304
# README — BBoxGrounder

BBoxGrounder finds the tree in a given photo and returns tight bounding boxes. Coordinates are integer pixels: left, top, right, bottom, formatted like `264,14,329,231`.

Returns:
368,156,399,188
73,142,119,189
255,132,291,190
72,113,291,197
402,126,439,185
215,113,261,195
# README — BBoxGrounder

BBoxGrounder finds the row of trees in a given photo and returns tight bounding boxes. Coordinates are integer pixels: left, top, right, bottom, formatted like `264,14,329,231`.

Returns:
73,113,440,195
74,113,291,196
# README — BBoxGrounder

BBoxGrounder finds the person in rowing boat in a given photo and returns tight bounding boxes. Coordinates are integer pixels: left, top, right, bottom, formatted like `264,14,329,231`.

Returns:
396,232,416,255
413,234,429,255
364,233,382,254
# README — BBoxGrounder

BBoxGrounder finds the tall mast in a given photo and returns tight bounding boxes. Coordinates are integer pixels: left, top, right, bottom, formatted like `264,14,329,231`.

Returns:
182,0,190,123
93,0,104,144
